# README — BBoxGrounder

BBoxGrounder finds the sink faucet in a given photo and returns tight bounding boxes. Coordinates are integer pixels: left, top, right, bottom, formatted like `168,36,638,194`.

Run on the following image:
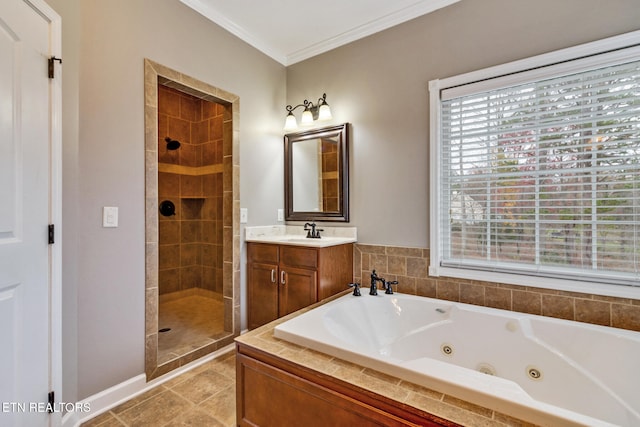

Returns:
304,221,323,238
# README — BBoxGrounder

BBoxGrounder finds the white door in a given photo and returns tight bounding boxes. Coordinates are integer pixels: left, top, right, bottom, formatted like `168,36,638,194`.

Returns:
0,1,61,426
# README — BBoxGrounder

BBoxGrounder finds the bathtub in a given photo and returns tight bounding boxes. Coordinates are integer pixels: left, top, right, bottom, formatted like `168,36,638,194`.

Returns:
274,290,640,427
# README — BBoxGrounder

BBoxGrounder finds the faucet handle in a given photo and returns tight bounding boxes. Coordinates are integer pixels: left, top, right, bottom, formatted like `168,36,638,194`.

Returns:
348,282,361,296
385,280,399,295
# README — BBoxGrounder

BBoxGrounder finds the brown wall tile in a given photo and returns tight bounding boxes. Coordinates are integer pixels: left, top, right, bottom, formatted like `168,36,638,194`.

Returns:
179,95,198,122
158,173,179,197
159,221,180,245
387,256,406,275
575,298,610,326
436,281,460,302
396,276,416,295
354,243,640,332
167,116,190,145
512,290,542,315
460,283,485,306
406,257,428,278
158,87,179,116
370,254,388,274
612,303,640,330
416,278,437,298
180,175,202,197
483,286,511,310
159,244,180,269
542,294,574,320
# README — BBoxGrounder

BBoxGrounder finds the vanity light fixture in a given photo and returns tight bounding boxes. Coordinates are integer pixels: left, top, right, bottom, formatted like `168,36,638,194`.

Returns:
284,93,332,131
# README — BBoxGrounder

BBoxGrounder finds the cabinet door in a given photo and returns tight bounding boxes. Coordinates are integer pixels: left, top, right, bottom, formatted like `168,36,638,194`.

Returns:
248,262,279,330
279,266,317,317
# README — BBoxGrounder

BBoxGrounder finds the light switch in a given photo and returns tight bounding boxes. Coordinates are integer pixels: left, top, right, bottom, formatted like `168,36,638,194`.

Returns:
103,206,118,227
277,209,284,222
240,208,248,224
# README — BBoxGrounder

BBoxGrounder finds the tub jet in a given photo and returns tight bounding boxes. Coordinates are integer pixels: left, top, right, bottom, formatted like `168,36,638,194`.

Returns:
165,137,181,150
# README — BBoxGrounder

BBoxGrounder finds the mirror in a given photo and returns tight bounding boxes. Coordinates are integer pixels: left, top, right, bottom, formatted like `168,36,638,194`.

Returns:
285,123,349,222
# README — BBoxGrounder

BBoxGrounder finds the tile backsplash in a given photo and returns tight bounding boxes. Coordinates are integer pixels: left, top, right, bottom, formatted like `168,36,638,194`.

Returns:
354,244,640,332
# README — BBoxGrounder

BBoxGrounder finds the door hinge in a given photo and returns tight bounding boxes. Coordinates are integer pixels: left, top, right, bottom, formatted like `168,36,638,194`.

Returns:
48,56,62,79
47,391,54,413
48,224,55,244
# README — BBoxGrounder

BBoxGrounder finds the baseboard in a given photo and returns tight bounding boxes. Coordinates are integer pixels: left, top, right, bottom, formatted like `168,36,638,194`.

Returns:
62,344,235,427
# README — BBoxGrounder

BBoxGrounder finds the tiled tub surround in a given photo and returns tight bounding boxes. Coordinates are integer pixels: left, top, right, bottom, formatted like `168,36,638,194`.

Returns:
236,299,537,427
144,59,241,380
354,244,640,333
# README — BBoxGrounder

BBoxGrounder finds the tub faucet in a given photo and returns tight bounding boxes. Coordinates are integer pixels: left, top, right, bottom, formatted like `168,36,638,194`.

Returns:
370,270,384,296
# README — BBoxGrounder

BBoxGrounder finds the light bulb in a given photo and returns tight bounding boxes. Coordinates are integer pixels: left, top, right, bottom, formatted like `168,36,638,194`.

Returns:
301,109,313,125
284,113,298,131
318,104,332,121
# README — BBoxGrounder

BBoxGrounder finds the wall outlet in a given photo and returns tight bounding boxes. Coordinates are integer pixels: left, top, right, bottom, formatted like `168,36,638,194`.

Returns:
277,209,284,222
103,206,118,227
240,208,248,224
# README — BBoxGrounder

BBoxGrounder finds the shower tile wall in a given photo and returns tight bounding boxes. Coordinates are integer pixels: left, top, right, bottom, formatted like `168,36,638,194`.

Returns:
321,138,339,211
158,85,224,295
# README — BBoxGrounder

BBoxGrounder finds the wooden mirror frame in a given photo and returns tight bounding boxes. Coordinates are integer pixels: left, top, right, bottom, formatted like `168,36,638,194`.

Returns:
284,123,350,222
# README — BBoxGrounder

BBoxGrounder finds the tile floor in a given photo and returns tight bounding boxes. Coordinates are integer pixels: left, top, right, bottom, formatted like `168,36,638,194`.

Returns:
158,292,227,364
81,351,236,426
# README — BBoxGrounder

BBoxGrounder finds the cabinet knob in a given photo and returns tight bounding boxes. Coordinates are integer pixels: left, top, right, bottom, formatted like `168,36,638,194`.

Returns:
271,269,276,283
281,270,286,285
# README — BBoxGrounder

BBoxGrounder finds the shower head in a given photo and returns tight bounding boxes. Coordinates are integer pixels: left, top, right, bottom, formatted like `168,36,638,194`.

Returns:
165,137,181,150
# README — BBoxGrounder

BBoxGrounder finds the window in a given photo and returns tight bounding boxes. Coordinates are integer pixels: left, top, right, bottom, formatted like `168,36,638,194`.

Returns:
430,32,640,296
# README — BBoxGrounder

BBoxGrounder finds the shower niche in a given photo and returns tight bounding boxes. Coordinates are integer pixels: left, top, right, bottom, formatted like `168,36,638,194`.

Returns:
144,59,240,380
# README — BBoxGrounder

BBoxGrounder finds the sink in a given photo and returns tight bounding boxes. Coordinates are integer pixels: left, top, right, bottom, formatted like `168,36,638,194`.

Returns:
246,234,356,247
245,227,357,248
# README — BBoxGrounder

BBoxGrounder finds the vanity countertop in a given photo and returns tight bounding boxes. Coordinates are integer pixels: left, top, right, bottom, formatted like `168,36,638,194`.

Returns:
245,225,356,248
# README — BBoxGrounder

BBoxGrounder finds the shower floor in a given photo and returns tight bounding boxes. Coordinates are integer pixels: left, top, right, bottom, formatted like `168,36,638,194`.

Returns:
158,289,227,364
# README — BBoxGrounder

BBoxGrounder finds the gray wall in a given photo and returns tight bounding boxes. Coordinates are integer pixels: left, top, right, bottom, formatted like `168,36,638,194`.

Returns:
46,0,286,400
46,0,640,404
286,0,640,247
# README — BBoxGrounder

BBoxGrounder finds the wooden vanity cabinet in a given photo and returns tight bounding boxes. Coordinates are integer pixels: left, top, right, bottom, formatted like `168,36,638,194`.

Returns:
247,242,353,330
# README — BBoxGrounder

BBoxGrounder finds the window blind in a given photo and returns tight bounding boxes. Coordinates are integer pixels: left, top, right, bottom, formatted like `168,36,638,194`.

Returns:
440,59,640,286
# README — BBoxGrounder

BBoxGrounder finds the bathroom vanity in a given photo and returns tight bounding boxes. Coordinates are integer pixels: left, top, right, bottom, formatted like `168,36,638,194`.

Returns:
245,225,356,330
247,242,353,330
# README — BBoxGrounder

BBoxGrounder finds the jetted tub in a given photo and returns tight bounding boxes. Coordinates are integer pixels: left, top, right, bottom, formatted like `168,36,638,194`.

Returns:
274,290,640,427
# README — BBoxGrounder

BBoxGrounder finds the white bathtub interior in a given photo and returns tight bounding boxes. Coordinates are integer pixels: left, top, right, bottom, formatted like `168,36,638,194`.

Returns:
274,291,640,427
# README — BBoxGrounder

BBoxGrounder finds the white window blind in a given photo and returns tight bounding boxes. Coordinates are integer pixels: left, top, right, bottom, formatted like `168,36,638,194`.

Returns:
439,56,640,286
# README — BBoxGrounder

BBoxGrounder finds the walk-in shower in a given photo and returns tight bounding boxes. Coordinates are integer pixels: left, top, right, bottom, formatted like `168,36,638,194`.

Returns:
144,59,240,380
156,83,226,364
